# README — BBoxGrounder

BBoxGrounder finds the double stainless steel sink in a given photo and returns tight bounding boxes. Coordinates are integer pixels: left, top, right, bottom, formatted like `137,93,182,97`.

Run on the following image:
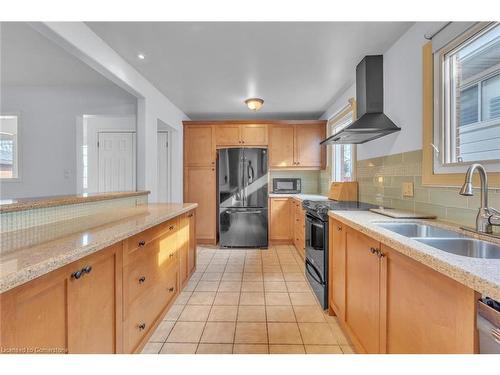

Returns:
375,222,500,259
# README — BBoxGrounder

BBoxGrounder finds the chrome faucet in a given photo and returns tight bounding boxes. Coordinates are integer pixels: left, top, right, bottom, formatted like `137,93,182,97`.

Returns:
459,164,500,234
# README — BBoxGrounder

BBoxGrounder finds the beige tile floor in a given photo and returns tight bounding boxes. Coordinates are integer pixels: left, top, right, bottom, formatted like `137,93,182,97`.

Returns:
142,245,355,354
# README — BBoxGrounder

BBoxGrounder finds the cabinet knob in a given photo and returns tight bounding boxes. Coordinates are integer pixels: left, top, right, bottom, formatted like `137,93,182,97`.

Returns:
82,266,92,274
168,287,175,292
71,270,83,279
138,276,146,284
138,323,146,330
169,253,175,258
370,247,378,255
377,251,385,258
169,225,175,230
337,226,342,231
138,240,146,247
187,213,194,217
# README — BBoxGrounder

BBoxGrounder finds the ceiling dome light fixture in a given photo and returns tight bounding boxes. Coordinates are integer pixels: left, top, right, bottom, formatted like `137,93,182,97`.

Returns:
245,98,264,111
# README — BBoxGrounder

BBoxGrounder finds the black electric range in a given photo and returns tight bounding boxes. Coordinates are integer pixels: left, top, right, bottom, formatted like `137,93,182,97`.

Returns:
302,199,378,309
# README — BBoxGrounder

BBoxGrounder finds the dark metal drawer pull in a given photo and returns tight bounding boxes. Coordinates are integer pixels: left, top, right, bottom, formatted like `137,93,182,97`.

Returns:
138,240,146,247
168,287,175,292
138,323,146,330
138,276,146,284
71,270,83,279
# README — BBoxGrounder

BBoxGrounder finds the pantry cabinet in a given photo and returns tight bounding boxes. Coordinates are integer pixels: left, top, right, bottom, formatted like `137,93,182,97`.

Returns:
330,222,478,354
184,166,216,244
269,123,326,169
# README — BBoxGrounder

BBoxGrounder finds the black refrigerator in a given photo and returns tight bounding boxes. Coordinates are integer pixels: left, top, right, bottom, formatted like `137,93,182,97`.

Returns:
217,148,268,248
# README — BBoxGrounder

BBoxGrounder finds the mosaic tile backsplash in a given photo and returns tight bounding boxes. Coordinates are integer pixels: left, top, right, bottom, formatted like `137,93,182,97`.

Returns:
355,149,500,230
1,195,148,233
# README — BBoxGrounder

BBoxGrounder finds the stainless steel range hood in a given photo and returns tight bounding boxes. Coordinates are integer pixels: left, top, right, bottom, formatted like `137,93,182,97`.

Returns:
321,55,400,145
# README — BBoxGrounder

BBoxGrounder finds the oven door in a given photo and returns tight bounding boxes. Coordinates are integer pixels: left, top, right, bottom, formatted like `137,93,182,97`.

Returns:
304,213,328,309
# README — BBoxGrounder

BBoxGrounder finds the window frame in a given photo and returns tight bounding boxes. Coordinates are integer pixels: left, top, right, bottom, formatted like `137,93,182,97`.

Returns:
422,27,500,187
433,22,500,174
327,99,357,183
0,113,21,182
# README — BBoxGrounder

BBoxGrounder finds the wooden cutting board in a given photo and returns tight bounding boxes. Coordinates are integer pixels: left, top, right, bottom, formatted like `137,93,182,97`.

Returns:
370,207,437,219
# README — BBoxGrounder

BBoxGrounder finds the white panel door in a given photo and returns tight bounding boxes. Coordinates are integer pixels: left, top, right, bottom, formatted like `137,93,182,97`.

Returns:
157,132,170,202
98,132,136,192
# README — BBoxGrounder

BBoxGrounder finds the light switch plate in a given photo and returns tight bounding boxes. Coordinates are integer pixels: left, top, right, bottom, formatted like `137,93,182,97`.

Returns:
402,182,414,197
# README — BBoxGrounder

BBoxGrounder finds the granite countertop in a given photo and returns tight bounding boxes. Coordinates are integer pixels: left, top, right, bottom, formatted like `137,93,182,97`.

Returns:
0,203,197,293
0,191,150,213
268,193,329,201
328,210,500,301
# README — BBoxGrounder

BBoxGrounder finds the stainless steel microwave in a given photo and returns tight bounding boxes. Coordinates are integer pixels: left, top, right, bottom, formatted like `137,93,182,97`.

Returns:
272,178,301,194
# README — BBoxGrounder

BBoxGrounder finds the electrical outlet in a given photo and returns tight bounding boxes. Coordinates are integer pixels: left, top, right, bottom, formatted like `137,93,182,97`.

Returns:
402,182,414,197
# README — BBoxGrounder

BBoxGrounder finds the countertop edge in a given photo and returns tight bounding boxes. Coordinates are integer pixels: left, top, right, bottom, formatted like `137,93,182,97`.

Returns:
0,203,197,294
328,211,500,301
0,191,151,213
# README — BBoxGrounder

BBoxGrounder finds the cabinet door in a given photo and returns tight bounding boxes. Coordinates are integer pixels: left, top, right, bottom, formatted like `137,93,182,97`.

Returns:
241,124,268,146
184,166,216,243
329,219,346,320
187,210,197,275
184,125,214,166
380,244,476,354
294,124,325,168
215,125,241,146
178,214,190,287
68,243,121,353
269,126,295,168
0,269,70,353
269,198,292,241
345,227,381,354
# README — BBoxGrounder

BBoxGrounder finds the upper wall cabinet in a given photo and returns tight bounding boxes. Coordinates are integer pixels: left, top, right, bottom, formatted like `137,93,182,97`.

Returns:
184,125,215,167
215,124,268,146
269,123,326,169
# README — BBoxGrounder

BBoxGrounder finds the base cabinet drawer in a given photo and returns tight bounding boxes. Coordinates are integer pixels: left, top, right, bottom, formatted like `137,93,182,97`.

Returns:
124,262,179,353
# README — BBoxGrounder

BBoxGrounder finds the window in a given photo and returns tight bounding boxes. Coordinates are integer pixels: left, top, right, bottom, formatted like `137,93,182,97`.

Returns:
0,115,19,179
328,102,356,182
436,22,500,171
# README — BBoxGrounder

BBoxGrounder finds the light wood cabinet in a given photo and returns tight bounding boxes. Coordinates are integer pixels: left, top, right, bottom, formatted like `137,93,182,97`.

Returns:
184,166,216,244
345,227,381,354
269,197,292,242
379,244,477,354
269,126,295,168
292,199,305,258
0,243,122,354
179,210,197,288
184,125,215,167
330,223,478,354
269,123,326,169
215,124,268,146
240,124,268,146
0,210,196,354
294,124,325,168
328,219,346,321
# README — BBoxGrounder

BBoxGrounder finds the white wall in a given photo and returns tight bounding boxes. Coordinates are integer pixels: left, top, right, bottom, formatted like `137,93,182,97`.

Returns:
32,22,190,203
1,85,136,198
320,22,442,160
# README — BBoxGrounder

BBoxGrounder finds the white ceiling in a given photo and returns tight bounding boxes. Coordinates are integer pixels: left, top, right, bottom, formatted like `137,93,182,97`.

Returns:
0,22,121,88
87,22,413,120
